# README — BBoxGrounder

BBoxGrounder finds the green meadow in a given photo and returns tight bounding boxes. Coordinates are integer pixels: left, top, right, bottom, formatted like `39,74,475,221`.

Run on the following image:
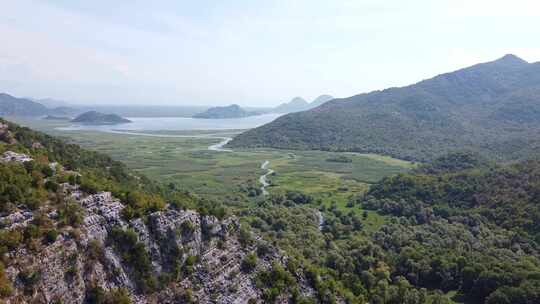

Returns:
8,116,413,230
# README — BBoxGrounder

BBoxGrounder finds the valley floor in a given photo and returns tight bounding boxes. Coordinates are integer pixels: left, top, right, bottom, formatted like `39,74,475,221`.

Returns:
8,117,413,232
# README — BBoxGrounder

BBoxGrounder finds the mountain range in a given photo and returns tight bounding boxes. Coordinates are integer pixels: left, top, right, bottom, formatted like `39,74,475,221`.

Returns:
229,55,540,161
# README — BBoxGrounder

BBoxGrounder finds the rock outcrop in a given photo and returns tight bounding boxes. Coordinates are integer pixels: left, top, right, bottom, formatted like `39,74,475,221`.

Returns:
2,185,296,303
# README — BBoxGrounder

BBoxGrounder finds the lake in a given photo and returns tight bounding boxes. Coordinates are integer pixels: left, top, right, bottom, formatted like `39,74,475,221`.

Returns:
57,113,282,132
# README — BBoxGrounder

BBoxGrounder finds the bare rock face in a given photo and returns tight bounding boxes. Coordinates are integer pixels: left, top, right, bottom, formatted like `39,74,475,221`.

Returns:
0,151,33,163
2,189,296,303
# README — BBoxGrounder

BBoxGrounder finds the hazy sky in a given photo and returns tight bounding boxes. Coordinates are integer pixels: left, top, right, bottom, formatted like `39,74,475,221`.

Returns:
1,0,540,106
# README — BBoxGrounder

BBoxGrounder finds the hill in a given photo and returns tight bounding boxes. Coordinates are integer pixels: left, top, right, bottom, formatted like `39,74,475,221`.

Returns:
193,104,258,119
0,93,49,116
273,95,334,113
71,111,131,124
229,55,540,161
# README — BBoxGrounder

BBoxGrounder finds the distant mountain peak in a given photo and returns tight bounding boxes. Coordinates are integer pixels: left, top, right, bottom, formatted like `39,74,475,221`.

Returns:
493,54,529,66
311,95,334,107
290,97,308,104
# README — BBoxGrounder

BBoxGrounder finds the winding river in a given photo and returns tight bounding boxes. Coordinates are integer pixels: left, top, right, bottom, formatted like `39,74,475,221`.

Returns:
259,160,274,195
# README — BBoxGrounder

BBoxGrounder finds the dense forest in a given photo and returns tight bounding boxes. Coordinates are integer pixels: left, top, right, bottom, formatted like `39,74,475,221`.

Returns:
229,55,540,162
238,152,540,303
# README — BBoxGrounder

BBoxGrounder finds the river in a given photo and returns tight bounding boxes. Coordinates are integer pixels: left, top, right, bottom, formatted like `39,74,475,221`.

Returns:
259,160,274,195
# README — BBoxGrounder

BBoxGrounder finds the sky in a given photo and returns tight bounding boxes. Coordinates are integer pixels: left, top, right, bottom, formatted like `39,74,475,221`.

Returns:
1,0,540,107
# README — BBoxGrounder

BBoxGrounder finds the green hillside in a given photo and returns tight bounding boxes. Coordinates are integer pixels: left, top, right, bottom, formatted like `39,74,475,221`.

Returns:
229,55,540,161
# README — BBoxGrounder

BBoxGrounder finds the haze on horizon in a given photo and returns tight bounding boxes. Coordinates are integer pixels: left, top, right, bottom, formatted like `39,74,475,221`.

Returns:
2,0,540,107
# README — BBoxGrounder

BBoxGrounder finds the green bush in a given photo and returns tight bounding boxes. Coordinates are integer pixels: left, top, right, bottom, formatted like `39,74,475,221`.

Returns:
241,253,257,273
58,200,83,227
45,229,59,244
109,227,155,293
0,262,12,297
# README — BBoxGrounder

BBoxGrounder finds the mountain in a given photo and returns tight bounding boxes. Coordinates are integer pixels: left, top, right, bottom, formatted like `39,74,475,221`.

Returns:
272,95,334,113
273,97,310,113
71,111,131,124
229,55,540,161
193,104,258,119
310,94,334,108
32,98,70,108
0,93,49,116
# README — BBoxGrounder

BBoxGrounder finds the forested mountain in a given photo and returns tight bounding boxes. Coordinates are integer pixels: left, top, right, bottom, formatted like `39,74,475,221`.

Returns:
193,104,258,119
230,55,540,161
71,111,132,124
0,93,49,116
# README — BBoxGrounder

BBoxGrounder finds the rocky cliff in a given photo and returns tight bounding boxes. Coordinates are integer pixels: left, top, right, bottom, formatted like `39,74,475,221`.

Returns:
2,184,300,303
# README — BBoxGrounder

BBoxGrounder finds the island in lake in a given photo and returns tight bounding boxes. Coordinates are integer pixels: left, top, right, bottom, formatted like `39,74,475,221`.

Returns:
71,111,131,125
193,104,259,119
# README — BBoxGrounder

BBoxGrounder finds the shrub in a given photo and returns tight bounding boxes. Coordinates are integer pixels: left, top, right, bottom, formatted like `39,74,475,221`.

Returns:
109,227,155,293
108,288,132,304
0,262,12,297
238,224,253,247
87,240,105,262
241,253,258,273
44,180,59,192
326,156,352,163
45,229,59,244
180,221,195,236
58,200,83,227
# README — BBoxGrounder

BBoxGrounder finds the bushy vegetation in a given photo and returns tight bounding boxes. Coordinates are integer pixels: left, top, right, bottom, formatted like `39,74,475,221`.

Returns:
325,155,352,163
0,262,12,297
242,152,540,303
241,253,258,273
0,118,165,216
5,116,540,303
355,154,540,303
108,228,157,293
85,285,132,304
